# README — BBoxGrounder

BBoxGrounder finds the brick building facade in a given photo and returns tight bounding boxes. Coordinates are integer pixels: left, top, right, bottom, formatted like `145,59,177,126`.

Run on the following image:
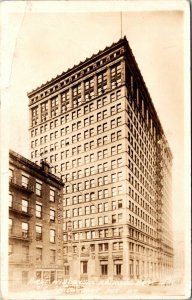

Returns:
9,150,64,290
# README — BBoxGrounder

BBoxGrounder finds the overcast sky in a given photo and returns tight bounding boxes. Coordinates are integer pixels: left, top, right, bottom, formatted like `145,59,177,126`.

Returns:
1,1,190,236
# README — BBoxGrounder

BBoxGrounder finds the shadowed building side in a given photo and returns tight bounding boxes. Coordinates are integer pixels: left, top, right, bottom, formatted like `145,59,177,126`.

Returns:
9,150,64,290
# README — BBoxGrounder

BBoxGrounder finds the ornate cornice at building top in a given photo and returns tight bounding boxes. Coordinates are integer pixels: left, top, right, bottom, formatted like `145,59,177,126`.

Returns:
27,37,127,101
27,36,173,159
9,149,64,186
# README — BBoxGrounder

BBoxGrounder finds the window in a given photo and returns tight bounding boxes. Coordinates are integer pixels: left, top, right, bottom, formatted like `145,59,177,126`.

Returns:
50,229,56,243
101,263,108,276
36,203,42,218
9,218,13,233
104,202,108,211
110,93,115,102
36,247,42,262
81,261,88,274
22,199,28,213
117,117,122,126
99,243,108,252
104,216,108,224
111,133,116,142
22,175,28,188
97,71,107,95
117,158,122,167
98,191,103,200
111,187,116,196
117,130,122,140
98,177,102,186
36,181,42,196
103,162,108,171
78,207,83,216
50,209,55,222
90,218,95,226
103,230,108,238
98,217,102,225
36,225,42,241
22,222,29,238
97,112,102,121
85,206,90,215
112,201,116,210
85,219,90,227
90,179,94,188
111,174,116,183
50,189,55,202
111,106,116,115
98,164,102,173
84,118,89,126
9,193,13,207
90,166,94,175
111,160,116,169
113,242,118,250
118,199,123,208
103,189,108,198
103,176,108,184
50,249,56,264
117,103,121,112
97,99,102,108
114,263,122,276
111,119,116,129
118,213,123,222
103,136,107,145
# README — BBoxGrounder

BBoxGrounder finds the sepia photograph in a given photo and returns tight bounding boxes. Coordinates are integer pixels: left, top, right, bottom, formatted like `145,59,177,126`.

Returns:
0,1,191,299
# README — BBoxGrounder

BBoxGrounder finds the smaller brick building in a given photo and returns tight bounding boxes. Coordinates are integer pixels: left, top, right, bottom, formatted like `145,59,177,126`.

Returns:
9,150,64,290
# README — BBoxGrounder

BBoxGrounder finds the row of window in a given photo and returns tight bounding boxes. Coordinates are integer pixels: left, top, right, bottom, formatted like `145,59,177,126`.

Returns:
9,195,56,221
64,241,123,255
63,158,123,175
129,214,156,238
9,220,56,243
128,147,155,187
64,194,123,209
64,226,123,241
129,227,156,247
31,86,122,126
127,114,155,158
128,175,155,207
65,184,123,197
128,170,155,200
126,86,157,146
9,169,57,199
32,107,123,145
128,131,154,176
9,245,56,264
31,106,122,148
128,197,156,220
33,143,122,165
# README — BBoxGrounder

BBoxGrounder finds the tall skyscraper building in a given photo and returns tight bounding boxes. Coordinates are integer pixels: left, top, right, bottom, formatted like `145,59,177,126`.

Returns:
27,37,173,281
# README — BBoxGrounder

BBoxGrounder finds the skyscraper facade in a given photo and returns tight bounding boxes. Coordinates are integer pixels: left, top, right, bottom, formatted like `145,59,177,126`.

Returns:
28,37,173,281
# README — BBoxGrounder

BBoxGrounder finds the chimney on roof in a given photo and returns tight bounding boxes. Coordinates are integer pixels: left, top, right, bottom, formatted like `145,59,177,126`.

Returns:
40,159,50,174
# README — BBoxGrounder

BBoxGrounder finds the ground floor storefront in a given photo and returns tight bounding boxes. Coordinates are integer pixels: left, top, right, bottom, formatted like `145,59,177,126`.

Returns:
64,255,173,282
8,265,64,291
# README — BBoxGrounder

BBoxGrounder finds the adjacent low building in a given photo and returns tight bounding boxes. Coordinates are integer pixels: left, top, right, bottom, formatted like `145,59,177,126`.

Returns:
9,150,64,290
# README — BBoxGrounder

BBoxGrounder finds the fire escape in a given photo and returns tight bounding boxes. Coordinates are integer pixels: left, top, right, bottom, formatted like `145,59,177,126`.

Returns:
156,138,164,279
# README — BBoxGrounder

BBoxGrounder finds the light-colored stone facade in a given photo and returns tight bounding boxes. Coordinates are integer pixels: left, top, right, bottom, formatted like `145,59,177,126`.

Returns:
28,37,173,281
